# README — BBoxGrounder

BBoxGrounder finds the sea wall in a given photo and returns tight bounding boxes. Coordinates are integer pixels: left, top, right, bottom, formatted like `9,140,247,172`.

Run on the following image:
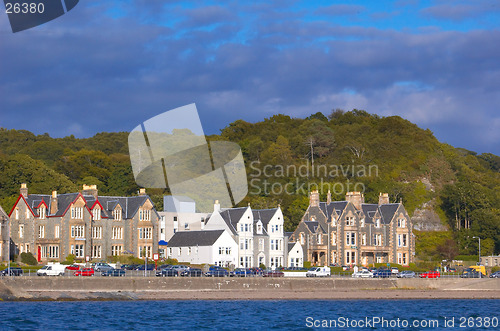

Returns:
1,277,498,301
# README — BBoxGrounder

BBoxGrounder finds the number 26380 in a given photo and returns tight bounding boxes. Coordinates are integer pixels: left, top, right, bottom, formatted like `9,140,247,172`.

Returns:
5,2,45,14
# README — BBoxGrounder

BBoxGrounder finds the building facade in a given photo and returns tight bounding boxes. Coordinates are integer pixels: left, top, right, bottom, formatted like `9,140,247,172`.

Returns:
0,204,10,262
291,191,415,267
8,184,160,263
166,230,238,266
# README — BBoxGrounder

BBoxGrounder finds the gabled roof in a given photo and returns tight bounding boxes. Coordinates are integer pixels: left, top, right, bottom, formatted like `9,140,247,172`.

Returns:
288,242,296,253
361,204,379,224
379,204,400,224
325,201,348,219
167,230,226,247
0,204,8,220
25,194,52,217
304,221,325,233
218,207,248,234
252,208,278,226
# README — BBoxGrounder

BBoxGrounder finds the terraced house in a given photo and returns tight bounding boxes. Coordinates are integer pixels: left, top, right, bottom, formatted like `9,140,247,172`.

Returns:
291,191,414,267
8,184,159,262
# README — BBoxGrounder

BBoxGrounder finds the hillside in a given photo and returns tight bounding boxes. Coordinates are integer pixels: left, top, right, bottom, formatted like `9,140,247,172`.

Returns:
1,109,499,260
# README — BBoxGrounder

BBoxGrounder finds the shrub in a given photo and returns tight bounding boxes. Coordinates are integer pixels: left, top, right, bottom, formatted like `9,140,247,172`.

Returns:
64,254,76,265
259,263,266,270
20,252,37,265
303,261,312,269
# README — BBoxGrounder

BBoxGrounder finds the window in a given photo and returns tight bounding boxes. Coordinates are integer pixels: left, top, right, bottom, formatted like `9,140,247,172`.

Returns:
257,223,262,233
331,216,337,226
139,209,151,221
300,233,304,245
331,251,337,264
92,226,102,239
331,232,336,245
111,245,123,256
112,227,123,240
55,225,60,239
138,227,153,239
317,234,322,244
168,247,172,256
403,253,407,265
71,225,85,238
39,206,46,219
346,232,356,246
38,225,45,238
15,208,19,220
70,207,83,219
346,251,356,264
225,247,231,255
93,207,101,221
19,225,24,238
376,254,382,263
361,233,366,246
139,246,152,258
26,208,30,218
71,244,84,258
360,218,365,227
403,234,407,247
113,208,122,220
373,234,382,246
240,239,244,250
46,245,59,258
345,216,355,226
398,218,406,228
92,245,102,258
375,219,381,228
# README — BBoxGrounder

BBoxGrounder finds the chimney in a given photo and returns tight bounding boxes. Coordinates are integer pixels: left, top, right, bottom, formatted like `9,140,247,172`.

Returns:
20,183,28,197
326,190,332,204
309,190,320,207
345,191,364,210
378,193,389,205
50,191,58,215
82,184,98,198
139,188,146,196
214,200,221,212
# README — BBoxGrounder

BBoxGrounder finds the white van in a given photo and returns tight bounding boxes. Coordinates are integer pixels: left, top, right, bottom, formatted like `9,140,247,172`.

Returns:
37,264,67,276
306,266,331,277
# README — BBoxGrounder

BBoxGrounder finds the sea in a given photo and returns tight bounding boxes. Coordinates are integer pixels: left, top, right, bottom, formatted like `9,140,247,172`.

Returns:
0,299,498,330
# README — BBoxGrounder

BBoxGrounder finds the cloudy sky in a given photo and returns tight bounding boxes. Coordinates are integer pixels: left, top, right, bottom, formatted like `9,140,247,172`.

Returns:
1,0,499,155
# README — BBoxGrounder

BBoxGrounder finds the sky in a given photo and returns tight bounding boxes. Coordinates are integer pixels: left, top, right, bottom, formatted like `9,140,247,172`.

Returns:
0,0,499,155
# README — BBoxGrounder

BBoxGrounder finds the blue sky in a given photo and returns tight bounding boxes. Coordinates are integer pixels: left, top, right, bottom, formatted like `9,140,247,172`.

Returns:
1,0,500,155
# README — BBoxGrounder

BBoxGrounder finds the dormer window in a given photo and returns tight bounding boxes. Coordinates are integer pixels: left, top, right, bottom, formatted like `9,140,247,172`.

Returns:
331,217,337,226
139,209,151,221
257,223,262,234
360,218,365,227
71,206,83,219
375,218,381,228
311,216,316,222
113,209,122,221
93,207,101,220
345,216,354,226
39,206,46,219
397,218,406,228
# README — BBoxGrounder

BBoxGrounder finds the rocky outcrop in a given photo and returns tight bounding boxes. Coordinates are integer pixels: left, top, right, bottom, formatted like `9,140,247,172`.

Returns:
412,200,448,231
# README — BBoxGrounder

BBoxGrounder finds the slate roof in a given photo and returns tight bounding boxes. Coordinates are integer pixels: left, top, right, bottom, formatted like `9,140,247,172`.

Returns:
252,208,278,226
304,221,326,233
361,204,379,224
0,204,8,220
21,192,156,220
379,204,400,224
218,207,248,234
288,242,296,253
167,230,225,247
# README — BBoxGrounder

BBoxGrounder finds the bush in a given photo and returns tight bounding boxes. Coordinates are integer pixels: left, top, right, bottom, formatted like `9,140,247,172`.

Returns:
20,252,37,266
259,263,266,270
64,254,76,265
303,261,312,269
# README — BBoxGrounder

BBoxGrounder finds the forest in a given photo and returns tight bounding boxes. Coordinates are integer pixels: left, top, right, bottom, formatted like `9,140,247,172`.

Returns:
1,109,499,261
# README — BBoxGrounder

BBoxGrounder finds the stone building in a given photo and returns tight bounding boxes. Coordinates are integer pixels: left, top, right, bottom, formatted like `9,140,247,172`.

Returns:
291,191,415,267
8,184,159,263
0,204,10,262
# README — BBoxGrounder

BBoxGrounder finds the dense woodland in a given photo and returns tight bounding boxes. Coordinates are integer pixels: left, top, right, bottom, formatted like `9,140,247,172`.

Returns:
1,109,499,261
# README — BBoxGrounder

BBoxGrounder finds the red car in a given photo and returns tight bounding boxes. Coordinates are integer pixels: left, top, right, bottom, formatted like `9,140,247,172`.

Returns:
262,270,284,277
419,271,440,278
74,268,94,276
65,264,80,271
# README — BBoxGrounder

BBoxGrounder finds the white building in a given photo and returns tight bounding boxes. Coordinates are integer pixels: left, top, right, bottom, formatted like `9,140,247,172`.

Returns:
166,230,237,267
287,241,304,267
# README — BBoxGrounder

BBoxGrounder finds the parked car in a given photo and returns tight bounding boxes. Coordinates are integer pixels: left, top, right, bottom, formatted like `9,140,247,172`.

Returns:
1,267,23,276
101,268,126,277
391,267,399,275
372,268,392,278
352,270,373,278
419,271,440,278
460,270,482,278
170,265,190,273
263,270,284,277
205,266,229,277
306,266,331,277
74,268,95,276
397,270,416,278
160,268,179,277
65,264,80,271
94,263,113,272
490,271,500,278
135,264,155,271
231,268,254,277
341,265,350,271
37,264,67,276
181,268,203,277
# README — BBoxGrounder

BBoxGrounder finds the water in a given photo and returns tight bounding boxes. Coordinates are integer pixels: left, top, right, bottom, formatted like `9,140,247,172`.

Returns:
0,300,498,330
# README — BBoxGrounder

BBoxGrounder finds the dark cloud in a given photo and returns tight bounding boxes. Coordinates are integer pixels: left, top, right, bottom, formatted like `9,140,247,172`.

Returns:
0,0,499,155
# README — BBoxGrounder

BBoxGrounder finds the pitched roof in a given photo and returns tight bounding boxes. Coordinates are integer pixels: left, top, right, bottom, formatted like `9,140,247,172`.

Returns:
288,242,296,253
305,221,325,233
167,230,226,247
218,207,248,234
379,204,400,224
361,204,379,224
252,208,278,226
0,204,8,220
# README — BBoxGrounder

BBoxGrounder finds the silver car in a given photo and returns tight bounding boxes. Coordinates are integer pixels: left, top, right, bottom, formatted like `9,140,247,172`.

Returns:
397,270,416,278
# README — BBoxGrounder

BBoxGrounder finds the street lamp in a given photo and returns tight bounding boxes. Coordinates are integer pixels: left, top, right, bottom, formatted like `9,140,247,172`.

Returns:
472,236,481,265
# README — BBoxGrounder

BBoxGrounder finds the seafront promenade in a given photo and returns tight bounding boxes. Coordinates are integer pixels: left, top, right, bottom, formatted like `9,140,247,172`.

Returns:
1,277,499,301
